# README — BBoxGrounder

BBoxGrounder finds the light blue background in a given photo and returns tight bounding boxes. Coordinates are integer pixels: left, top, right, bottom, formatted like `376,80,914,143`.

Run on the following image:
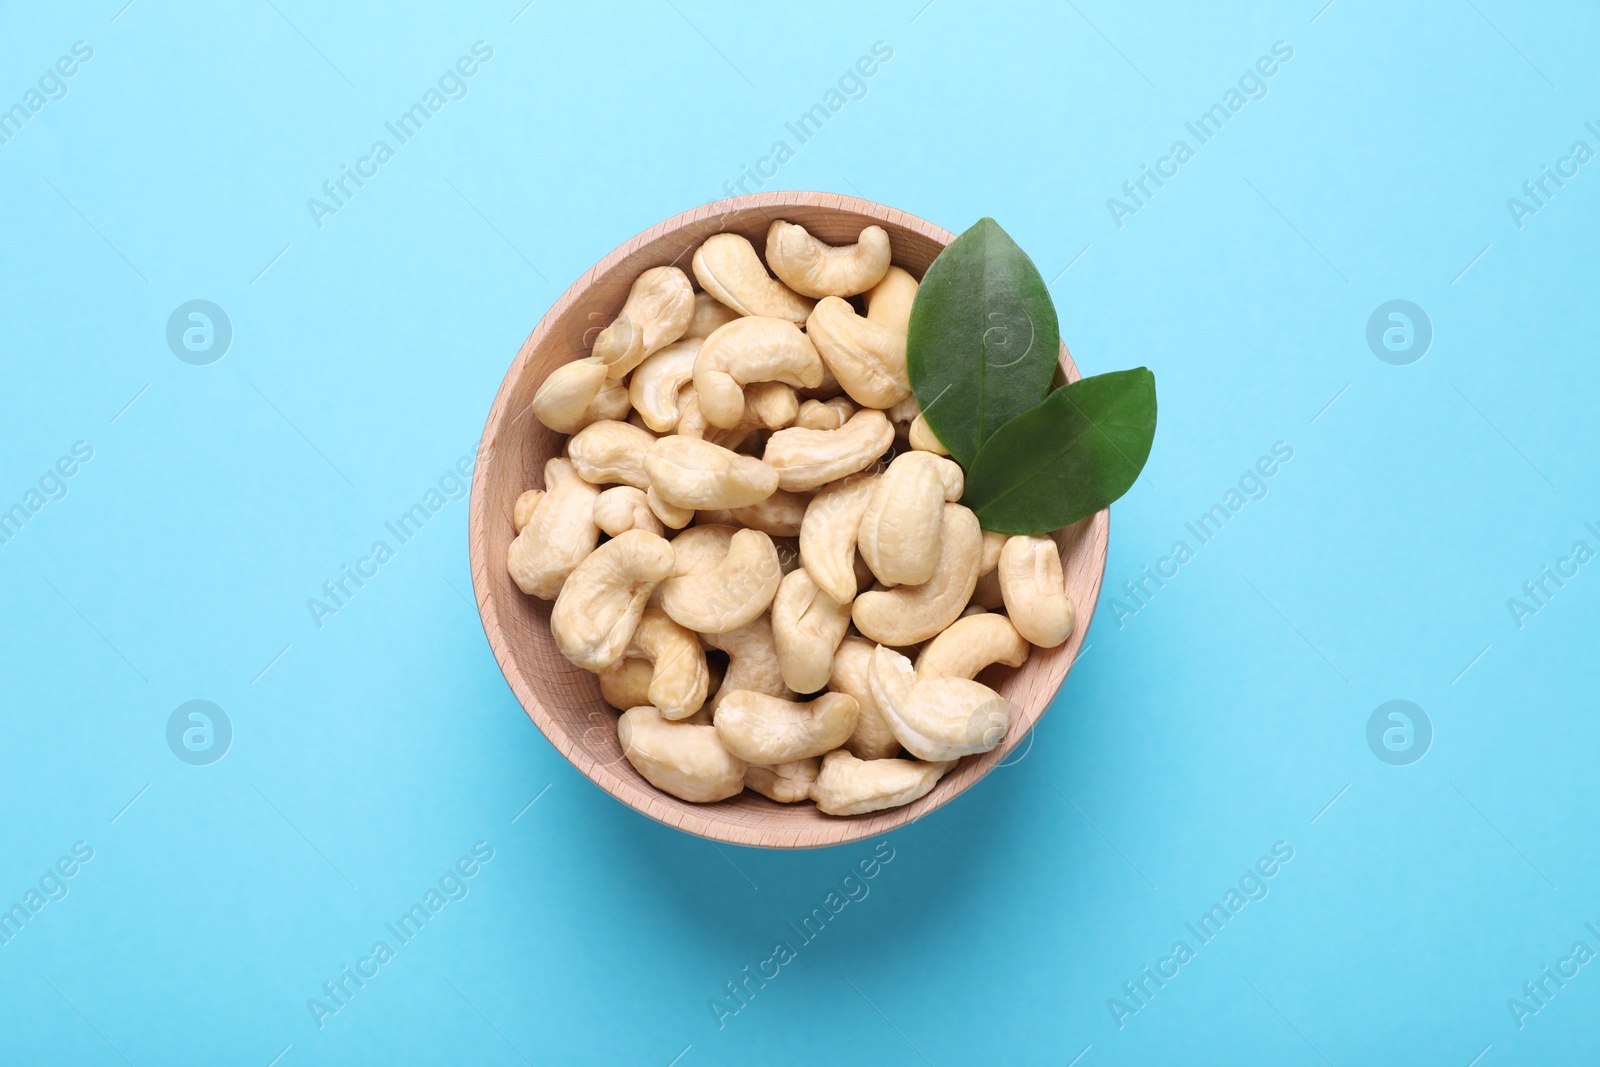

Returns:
2,1,1596,1063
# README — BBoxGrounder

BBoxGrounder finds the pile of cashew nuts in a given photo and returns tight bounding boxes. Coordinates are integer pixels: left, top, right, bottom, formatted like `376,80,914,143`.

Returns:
508,220,1077,816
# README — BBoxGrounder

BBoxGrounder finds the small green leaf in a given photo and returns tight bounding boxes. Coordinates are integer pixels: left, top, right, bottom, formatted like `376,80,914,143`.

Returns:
906,218,1060,467
962,368,1157,535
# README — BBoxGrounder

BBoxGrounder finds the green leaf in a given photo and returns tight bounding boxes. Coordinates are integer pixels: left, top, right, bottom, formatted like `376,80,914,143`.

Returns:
906,218,1060,467
962,368,1158,535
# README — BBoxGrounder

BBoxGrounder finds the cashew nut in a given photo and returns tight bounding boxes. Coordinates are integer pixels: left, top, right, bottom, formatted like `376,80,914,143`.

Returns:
745,757,821,803
765,221,891,298
646,485,694,529
798,471,879,603
691,233,815,322
693,317,824,429
661,523,735,569
618,705,746,803
823,396,857,423
916,612,1030,681
568,420,656,489
624,607,710,719
805,296,910,409
998,535,1076,648
592,486,664,537
868,646,1010,761
629,338,702,432
810,749,955,816
853,504,982,644
702,616,794,710
658,527,781,634
744,380,799,429
592,266,694,377
673,388,750,451
908,414,949,455
532,357,630,434
507,458,600,599
644,435,779,510
794,399,836,431
592,379,632,421
930,454,965,499
829,636,900,760
865,265,919,333
550,529,675,670
771,567,852,694
763,410,894,491
713,690,858,764
513,489,544,532
599,657,653,711
683,290,741,339
699,488,808,537
794,396,857,431
980,530,1007,575
858,451,961,587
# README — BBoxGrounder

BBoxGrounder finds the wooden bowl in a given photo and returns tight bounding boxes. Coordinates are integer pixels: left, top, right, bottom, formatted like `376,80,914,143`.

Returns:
468,191,1108,849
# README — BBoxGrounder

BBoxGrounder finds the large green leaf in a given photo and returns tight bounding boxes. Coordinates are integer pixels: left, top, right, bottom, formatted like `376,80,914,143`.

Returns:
906,218,1060,467
962,368,1157,534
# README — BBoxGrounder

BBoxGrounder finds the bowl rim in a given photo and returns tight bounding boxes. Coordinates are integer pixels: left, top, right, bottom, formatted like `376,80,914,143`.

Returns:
468,190,1108,848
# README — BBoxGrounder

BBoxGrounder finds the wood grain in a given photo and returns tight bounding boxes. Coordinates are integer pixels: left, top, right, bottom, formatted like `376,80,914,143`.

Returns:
467,191,1109,849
